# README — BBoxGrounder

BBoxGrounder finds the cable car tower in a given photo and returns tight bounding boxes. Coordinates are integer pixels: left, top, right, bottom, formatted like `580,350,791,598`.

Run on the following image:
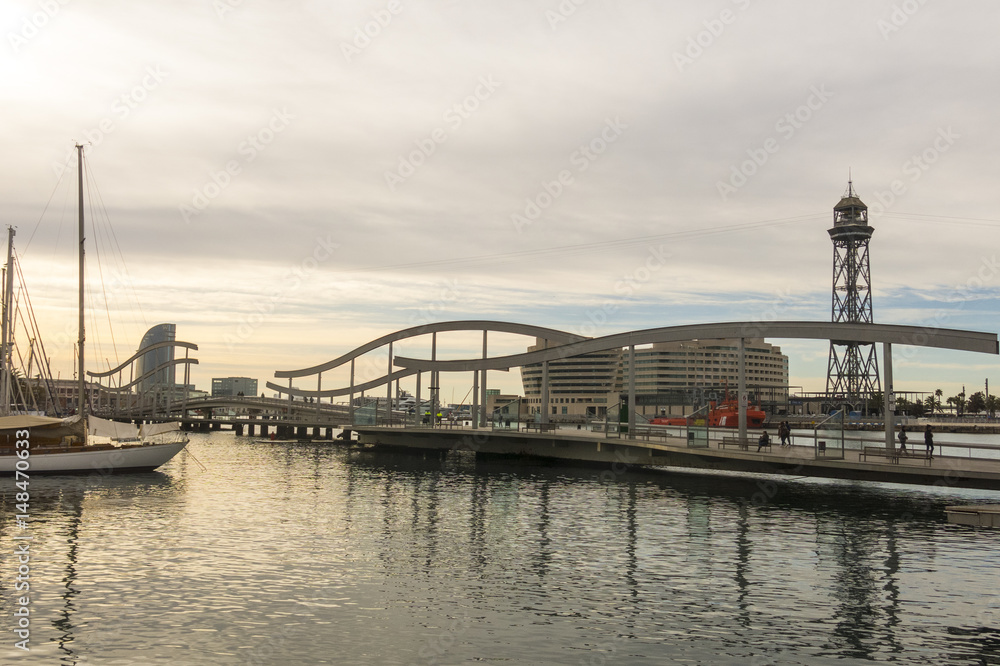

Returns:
826,180,881,411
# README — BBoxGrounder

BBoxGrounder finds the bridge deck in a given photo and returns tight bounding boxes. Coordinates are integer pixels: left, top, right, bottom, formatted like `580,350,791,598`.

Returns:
352,425,1000,491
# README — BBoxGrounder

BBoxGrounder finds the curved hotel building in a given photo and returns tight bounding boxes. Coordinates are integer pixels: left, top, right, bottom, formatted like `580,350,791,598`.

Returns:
521,337,789,421
137,323,176,394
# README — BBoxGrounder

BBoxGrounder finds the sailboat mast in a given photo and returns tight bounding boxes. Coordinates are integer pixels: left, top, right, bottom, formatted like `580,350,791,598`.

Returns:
1,226,13,416
77,143,86,416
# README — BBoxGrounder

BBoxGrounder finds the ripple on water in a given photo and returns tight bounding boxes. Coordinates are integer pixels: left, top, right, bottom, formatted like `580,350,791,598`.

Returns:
2,433,1000,664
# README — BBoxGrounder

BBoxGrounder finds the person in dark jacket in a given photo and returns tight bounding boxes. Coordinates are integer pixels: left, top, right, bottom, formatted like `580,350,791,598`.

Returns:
924,424,934,458
757,430,770,452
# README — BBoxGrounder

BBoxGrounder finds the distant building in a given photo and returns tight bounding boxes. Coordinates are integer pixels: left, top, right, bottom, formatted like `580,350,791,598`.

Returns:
520,337,789,421
136,323,176,393
48,378,103,414
521,338,621,420
624,338,789,418
486,392,529,421
212,377,258,397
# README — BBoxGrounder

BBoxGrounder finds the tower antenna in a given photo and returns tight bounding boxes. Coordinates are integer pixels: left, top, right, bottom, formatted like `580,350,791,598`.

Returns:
826,179,881,413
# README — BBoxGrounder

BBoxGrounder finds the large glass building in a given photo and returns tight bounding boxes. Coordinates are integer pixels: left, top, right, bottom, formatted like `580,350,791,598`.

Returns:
136,323,176,394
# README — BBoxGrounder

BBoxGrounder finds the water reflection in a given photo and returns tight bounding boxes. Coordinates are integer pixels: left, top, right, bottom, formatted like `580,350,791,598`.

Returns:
3,437,998,665
337,448,1000,661
54,490,83,665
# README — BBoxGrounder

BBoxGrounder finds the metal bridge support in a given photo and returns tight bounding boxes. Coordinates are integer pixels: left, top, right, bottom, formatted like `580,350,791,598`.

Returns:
472,369,479,430
415,370,422,426
627,344,636,439
738,337,747,446
386,342,393,425
349,359,355,426
883,342,895,453
480,330,488,428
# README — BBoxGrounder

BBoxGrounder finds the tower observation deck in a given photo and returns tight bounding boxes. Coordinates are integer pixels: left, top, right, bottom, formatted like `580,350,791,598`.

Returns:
826,180,881,410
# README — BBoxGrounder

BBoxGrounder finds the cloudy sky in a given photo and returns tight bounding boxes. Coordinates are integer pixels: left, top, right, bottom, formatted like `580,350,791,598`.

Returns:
2,0,998,402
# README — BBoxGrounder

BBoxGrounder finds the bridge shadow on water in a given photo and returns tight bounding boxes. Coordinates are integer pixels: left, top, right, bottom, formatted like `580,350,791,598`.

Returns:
336,445,1000,663
341,444,995,523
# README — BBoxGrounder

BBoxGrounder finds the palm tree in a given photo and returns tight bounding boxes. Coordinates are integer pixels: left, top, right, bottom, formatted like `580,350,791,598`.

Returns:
924,395,936,414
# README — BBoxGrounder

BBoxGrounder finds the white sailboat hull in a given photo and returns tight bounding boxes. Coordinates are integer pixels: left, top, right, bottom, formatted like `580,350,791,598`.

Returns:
0,440,188,475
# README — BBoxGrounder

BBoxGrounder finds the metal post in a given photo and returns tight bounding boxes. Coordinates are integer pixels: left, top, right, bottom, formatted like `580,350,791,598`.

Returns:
415,370,421,427
627,344,636,439
738,337,747,446
349,358,355,425
541,364,549,425
386,342,393,425
430,332,437,428
182,348,190,420
480,330,488,428
472,368,479,430
883,342,894,453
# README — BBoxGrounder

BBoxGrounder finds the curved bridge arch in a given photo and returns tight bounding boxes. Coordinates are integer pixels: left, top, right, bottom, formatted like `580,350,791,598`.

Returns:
266,318,997,439
266,320,586,425
272,320,585,380
86,340,199,418
87,340,199,378
391,321,998,372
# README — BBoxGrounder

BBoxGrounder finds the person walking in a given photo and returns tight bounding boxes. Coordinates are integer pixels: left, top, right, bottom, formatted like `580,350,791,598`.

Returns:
779,421,791,447
924,424,934,459
898,425,908,453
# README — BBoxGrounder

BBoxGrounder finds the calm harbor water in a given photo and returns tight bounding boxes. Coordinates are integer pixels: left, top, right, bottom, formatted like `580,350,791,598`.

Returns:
3,431,1000,665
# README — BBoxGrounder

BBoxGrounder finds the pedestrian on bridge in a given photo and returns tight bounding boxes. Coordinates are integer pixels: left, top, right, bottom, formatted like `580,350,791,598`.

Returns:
924,424,934,459
757,430,770,452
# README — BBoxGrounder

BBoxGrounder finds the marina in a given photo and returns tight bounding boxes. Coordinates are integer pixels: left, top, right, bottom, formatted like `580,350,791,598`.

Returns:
2,431,999,664
4,3,1000,663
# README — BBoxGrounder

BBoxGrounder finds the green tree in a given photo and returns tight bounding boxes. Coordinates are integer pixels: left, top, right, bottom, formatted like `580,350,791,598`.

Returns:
967,391,986,414
986,394,999,418
934,388,944,413
895,396,924,417
948,392,966,416
867,391,884,416
923,396,937,414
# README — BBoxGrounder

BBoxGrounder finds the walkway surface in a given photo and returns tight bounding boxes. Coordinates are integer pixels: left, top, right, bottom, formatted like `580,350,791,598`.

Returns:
357,423,1000,491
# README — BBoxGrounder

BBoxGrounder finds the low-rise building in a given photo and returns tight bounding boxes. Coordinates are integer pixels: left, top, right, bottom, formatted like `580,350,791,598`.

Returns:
212,377,258,397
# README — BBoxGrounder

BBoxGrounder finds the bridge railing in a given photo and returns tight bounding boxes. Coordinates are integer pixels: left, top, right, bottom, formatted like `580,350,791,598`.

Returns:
812,409,847,459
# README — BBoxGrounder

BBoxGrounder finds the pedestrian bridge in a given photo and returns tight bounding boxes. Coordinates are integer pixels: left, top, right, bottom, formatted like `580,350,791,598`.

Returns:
265,319,997,450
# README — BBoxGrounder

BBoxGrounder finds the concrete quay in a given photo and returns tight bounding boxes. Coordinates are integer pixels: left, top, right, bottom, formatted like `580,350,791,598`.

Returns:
353,424,1000,492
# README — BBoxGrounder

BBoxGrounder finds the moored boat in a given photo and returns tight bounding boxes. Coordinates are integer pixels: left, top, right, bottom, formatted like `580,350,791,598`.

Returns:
650,396,766,428
0,415,188,475
0,144,188,475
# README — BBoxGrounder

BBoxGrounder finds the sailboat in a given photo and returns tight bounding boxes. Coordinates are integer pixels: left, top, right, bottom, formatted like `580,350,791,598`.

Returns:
0,145,188,475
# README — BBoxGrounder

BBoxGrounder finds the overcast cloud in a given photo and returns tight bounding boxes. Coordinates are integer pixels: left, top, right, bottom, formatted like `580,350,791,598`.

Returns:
2,0,998,399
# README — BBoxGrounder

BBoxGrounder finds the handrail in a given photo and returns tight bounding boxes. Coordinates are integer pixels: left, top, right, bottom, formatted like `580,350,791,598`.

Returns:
812,409,846,459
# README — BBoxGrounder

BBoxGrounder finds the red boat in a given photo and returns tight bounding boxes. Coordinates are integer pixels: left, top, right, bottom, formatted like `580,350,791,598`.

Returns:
650,396,766,428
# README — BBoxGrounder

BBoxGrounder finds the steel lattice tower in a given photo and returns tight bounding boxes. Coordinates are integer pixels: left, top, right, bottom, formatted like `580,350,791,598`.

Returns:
826,181,881,410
